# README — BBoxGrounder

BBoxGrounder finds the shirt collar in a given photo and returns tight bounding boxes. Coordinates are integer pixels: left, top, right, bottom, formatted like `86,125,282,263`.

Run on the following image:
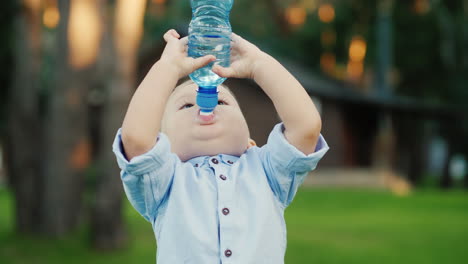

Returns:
186,154,240,166
186,156,208,166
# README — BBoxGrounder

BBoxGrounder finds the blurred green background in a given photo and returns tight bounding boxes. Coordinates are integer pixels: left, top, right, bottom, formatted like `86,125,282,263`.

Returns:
1,188,468,263
0,0,467,263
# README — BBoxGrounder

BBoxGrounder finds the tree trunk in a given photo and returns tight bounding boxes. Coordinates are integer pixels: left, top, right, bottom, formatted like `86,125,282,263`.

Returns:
89,0,134,249
7,0,44,234
90,72,129,249
41,0,88,235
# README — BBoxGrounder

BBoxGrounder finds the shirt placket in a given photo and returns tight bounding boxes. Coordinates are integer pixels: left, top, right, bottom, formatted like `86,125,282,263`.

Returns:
209,156,235,263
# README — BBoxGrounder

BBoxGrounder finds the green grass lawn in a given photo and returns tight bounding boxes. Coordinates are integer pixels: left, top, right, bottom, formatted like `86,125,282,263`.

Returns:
1,187,467,264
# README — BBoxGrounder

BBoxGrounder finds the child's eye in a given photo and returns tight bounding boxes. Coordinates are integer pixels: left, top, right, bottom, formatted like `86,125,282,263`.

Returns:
218,100,227,105
181,103,194,109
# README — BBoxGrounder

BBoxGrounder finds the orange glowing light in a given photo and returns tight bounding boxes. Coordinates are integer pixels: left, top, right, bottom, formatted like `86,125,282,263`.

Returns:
285,5,307,26
349,37,367,62
115,0,148,58
318,4,335,23
414,0,430,14
320,52,336,74
68,0,102,69
69,137,91,170
43,6,60,29
347,61,364,79
152,0,166,4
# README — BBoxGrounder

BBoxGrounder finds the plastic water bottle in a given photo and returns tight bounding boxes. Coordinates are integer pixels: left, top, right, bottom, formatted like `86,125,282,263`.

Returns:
188,0,233,115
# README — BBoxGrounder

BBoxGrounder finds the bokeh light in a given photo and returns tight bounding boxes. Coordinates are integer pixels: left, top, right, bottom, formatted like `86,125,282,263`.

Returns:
318,3,335,23
115,0,147,58
347,60,364,80
349,36,367,62
68,0,102,69
285,5,307,27
414,0,431,15
43,6,60,29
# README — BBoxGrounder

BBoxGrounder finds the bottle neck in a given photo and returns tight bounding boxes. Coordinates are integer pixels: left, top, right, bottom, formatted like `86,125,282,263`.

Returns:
196,86,219,114
197,86,218,94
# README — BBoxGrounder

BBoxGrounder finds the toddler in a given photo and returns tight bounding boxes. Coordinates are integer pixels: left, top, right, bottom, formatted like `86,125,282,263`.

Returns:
113,29,329,264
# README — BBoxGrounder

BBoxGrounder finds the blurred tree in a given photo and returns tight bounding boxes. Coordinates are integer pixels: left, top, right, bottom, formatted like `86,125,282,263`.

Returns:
88,0,127,249
90,0,148,250
4,0,131,243
6,0,44,234
0,0,15,135
41,0,91,236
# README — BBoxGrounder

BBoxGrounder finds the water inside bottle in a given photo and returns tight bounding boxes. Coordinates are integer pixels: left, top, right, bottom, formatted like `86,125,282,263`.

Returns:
189,31,231,87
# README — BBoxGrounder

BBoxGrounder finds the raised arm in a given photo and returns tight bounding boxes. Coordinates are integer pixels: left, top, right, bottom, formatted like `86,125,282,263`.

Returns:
121,29,215,160
213,34,321,154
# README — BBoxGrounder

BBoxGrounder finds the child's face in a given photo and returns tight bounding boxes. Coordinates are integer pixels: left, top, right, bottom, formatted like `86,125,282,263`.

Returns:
161,81,251,161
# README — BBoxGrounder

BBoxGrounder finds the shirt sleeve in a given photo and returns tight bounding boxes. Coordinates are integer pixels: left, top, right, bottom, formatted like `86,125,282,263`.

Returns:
112,129,179,222
259,123,329,208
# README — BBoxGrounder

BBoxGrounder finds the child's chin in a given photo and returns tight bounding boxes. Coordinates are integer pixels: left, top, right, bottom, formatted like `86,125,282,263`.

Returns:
193,126,224,140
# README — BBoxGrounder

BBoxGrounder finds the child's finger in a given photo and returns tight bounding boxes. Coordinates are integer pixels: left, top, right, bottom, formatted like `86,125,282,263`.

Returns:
163,32,173,43
180,36,188,45
212,65,237,78
180,36,189,50
163,29,179,42
171,29,180,38
231,32,241,42
191,55,216,70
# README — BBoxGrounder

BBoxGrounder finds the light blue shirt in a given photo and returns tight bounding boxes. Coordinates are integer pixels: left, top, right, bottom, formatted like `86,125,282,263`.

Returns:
113,123,329,264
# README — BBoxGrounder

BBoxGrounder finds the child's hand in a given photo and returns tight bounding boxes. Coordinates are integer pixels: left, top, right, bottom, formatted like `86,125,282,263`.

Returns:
159,29,216,79
212,33,268,80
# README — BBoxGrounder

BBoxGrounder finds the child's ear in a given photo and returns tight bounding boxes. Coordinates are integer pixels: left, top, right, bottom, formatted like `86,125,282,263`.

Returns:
247,138,257,149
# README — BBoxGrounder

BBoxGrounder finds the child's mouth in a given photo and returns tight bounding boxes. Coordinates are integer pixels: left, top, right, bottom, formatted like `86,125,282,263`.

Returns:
198,110,215,125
